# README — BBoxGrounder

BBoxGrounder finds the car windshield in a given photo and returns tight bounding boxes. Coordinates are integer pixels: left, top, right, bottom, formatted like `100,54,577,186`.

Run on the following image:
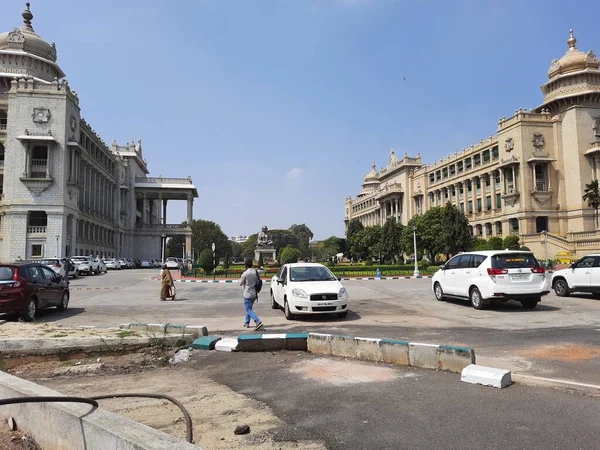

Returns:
491,253,539,269
72,257,87,262
38,260,58,265
166,258,177,262
0,267,15,280
289,266,337,282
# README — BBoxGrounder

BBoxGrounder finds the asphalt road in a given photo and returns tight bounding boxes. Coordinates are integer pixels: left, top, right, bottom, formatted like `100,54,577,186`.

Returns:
17,269,600,385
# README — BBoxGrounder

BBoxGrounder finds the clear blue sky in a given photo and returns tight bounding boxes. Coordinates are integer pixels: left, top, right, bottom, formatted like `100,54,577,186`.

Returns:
3,1,598,239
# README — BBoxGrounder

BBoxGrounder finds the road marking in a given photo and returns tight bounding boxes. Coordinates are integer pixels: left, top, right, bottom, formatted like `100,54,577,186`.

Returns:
514,374,600,391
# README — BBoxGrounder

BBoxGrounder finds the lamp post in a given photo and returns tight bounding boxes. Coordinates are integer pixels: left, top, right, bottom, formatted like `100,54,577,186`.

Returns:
55,235,60,258
541,230,548,267
161,233,166,265
212,242,216,281
181,242,185,260
412,225,420,278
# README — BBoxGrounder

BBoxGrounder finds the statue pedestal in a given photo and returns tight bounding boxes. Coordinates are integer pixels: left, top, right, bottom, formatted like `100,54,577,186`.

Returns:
255,247,277,263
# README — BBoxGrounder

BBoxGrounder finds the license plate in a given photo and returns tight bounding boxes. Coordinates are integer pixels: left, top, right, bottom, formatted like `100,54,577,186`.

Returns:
511,274,529,280
316,302,333,306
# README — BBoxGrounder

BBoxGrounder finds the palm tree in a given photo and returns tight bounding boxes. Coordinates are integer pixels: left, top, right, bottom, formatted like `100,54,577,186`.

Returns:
583,179,600,228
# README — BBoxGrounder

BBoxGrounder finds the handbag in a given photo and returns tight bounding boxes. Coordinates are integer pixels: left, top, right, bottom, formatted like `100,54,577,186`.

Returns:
255,270,263,293
169,284,177,297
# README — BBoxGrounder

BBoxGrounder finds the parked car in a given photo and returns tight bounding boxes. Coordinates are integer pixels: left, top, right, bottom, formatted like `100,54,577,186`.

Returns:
72,255,100,275
270,263,349,320
96,259,108,274
0,262,70,321
551,254,600,298
32,258,67,279
431,250,549,310
117,258,128,268
126,259,134,269
60,258,79,279
104,259,121,270
165,257,180,269
140,259,152,268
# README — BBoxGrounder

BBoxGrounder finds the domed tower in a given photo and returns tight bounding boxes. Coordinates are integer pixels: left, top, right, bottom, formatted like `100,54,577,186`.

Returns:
538,30,600,114
360,162,380,195
0,3,65,84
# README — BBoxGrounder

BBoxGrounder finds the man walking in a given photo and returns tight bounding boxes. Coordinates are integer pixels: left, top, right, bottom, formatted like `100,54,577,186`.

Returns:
239,259,263,331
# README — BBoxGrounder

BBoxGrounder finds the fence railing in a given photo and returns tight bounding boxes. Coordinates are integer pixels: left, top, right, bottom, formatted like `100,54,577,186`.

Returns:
183,266,439,278
27,226,46,234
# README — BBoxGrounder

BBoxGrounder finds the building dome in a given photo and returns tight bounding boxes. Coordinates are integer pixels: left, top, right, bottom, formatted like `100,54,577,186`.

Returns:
363,162,378,183
548,29,599,80
0,3,57,63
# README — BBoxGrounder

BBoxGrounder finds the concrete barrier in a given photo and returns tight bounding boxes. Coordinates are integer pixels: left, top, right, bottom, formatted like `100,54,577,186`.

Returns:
237,333,308,352
121,323,208,337
192,336,222,350
0,372,201,450
461,364,511,388
307,333,475,373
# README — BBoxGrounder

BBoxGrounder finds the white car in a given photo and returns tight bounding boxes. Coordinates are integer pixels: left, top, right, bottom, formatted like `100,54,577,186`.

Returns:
551,254,600,298
432,250,549,309
165,257,180,269
117,258,128,268
96,259,108,273
72,256,100,275
270,263,349,320
140,259,152,268
104,259,121,270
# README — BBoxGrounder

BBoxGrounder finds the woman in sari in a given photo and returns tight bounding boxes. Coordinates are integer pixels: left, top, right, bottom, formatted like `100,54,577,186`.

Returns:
160,264,175,301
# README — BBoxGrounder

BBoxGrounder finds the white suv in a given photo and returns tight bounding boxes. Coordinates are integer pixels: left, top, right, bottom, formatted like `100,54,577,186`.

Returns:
551,254,600,298
432,250,549,309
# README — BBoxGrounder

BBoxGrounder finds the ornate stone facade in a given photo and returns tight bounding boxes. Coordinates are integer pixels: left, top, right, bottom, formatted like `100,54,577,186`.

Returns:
0,5,198,260
345,30,600,258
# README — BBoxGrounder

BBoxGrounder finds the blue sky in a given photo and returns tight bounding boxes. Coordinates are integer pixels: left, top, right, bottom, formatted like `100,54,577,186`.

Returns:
3,1,599,239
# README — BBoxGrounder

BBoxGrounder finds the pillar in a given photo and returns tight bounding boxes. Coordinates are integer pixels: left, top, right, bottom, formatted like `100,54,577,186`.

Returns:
185,234,192,262
532,163,537,191
142,193,148,225
491,171,497,210
187,194,194,224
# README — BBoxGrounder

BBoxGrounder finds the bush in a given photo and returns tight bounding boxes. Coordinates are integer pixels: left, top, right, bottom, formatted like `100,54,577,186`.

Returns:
279,246,301,264
223,254,229,270
488,237,504,250
198,248,214,273
503,235,520,250
472,238,490,251
520,246,531,251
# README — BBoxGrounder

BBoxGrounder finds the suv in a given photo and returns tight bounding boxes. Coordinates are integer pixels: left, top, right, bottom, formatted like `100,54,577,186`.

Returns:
551,254,600,298
0,263,70,321
432,250,549,309
72,255,100,275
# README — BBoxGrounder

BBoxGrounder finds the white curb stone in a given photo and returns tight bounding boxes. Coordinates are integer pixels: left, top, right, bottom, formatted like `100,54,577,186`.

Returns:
461,364,512,389
262,334,287,339
215,338,238,352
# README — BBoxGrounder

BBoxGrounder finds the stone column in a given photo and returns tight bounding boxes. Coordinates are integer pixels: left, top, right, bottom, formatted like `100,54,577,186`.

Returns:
532,163,536,191
395,198,399,222
142,194,148,225
187,194,194,224
46,146,51,178
491,171,497,210
471,178,477,213
163,199,168,225
185,234,192,262
511,166,516,192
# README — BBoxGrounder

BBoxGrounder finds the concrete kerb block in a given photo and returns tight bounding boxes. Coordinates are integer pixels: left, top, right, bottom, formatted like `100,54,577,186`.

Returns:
379,339,410,366
184,325,209,337
330,335,358,358
146,323,167,333
128,323,148,332
307,333,332,355
355,337,382,362
437,345,476,373
461,364,512,389
285,333,309,351
215,338,238,352
408,342,440,370
119,323,131,329
192,336,221,350
164,324,186,334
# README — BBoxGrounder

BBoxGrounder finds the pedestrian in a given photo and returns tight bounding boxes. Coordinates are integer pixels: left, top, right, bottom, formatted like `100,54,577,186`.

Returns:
239,259,263,331
160,264,175,301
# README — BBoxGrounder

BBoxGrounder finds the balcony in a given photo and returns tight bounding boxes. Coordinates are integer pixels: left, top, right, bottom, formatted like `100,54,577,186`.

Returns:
531,180,552,204
27,226,46,235
502,185,520,206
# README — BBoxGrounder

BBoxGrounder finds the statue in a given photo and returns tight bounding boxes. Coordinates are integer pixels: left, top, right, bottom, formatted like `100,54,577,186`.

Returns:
257,226,273,246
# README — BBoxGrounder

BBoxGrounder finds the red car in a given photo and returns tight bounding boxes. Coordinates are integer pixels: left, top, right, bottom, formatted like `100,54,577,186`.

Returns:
0,263,70,322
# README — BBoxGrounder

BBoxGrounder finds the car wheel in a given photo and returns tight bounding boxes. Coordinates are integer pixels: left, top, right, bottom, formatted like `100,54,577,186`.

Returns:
470,287,487,310
433,282,445,301
337,311,349,319
521,298,539,309
21,297,37,322
554,279,570,297
270,291,279,310
57,291,69,311
284,299,296,320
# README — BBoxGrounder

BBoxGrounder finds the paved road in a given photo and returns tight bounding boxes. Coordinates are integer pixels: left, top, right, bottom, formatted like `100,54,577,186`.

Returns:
21,269,600,385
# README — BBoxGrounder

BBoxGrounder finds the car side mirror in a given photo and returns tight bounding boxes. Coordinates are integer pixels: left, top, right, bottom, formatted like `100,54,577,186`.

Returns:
440,264,446,271
277,277,285,285
570,263,576,269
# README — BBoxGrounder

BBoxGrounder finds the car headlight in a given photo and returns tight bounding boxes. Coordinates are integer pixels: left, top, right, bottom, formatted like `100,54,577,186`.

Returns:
338,287,348,300
291,289,308,299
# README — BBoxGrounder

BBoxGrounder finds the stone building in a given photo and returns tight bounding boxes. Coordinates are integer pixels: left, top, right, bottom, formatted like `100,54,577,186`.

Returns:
345,30,600,258
0,4,197,261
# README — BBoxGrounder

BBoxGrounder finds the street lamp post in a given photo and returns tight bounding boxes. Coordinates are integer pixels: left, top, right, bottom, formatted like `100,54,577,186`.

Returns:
161,233,166,265
181,242,185,260
55,235,60,258
212,242,216,281
412,225,420,278
541,230,548,267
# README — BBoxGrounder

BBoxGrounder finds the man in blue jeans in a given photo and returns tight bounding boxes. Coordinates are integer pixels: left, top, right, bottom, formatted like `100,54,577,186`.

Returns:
239,259,263,331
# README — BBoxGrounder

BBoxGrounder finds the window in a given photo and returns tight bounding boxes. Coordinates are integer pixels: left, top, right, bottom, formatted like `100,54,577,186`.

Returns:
460,202,464,213
446,256,461,270
436,170,441,181
31,245,43,258
468,200,473,213
467,180,472,192
477,198,482,212
30,145,48,178
575,257,597,268
483,150,490,163
458,255,472,268
495,171,500,185
471,254,486,268
491,253,539,269
485,175,491,187
496,193,502,208
0,141,4,164
449,165,456,176
41,266,56,280
429,173,435,183
474,154,481,166
475,178,481,189
491,146,499,160
457,161,464,172
465,158,472,169
486,196,492,211
459,184,464,194
442,168,448,179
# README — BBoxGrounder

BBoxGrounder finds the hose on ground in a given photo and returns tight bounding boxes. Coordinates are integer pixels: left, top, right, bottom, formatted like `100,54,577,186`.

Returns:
0,393,194,444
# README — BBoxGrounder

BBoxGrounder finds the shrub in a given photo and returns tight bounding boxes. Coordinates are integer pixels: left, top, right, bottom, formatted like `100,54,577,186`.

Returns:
520,246,531,251
198,248,214,273
472,238,490,251
503,235,520,250
223,253,229,269
488,237,504,250
280,246,301,264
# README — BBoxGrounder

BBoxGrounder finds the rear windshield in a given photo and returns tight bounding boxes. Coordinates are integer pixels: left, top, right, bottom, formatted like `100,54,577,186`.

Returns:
0,267,14,280
491,253,539,269
38,259,58,265
72,257,88,261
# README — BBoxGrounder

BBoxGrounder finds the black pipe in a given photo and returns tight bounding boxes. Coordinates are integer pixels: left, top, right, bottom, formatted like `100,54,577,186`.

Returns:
0,396,98,408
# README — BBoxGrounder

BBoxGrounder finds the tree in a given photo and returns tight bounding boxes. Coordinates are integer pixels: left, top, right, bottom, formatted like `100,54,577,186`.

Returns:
410,207,446,260
380,218,402,263
442,202,472,257
345,218,364,259
223,253,229,269
166,235,185,258
314,236,346,262
229,241,242,258
472,238,490,251
269,229,299,253
349,226,382,261
289,224,314,256
279,245,301,264
503,235,520,250
198,248,214,273
241,234,258,260
583,179,600,228
165,219,231,262
487,237,504,250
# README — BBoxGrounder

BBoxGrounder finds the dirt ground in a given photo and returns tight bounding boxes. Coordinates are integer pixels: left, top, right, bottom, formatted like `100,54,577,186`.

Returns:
5,349,325,450
0,424,40,450
0,322,125,340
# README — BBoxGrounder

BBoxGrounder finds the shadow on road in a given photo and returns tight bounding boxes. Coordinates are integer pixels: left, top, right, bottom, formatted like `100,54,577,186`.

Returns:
37,307,86,322
443,298,561,312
